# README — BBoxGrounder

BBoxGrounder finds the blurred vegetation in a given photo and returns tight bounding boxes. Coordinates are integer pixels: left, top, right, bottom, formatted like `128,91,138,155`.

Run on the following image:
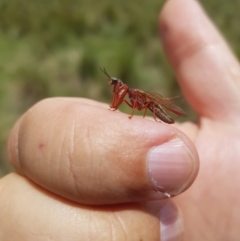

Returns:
0,0,240,176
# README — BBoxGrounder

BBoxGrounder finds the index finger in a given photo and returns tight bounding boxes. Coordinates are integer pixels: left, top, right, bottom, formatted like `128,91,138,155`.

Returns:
159,0,240,123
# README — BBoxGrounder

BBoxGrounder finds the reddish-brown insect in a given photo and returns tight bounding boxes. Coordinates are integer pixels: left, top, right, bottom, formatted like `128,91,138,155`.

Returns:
101,68,186,124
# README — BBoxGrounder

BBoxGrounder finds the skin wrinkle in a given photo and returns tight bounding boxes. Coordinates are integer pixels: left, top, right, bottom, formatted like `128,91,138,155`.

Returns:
19,114,43,184
13,118,22,171
67,119,82,199
88,210,97,241
54,124,68,194
109,218,114,241
82,122,96,200
56,123,67,191
96,155,105,198
10,114,26,171
84,118,115,197
31,233,57,241
56,107,76,190
15,123,20,169
71,118,100,202
37,122,49,184
112,212,128,241
68,165,81,201
70,120,76,156
69,160,86,203
87,124,106,196
39,105,67,190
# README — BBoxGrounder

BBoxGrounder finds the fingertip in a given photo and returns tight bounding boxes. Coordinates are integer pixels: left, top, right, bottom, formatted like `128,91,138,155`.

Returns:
159,0,240,122
160,201,183,241
159,0,211,68
7,97,109,172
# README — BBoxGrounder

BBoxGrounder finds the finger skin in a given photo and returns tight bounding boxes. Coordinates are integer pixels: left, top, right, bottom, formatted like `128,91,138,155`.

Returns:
159,0,240,122
8,98,199,205
0,173,160,241
160,1,240,240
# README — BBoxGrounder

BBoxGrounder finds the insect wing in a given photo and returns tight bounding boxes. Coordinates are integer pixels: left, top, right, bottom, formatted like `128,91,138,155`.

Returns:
143,92,186,117
148,103,175,123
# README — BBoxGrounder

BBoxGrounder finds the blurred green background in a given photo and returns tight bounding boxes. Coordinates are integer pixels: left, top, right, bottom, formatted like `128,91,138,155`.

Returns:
0,0,240,176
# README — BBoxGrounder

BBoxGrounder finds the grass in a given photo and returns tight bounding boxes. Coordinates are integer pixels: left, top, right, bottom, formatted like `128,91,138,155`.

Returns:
0,0,240,176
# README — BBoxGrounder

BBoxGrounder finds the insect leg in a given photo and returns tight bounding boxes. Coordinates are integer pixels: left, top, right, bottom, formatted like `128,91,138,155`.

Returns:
129,99,137,119
152,108,160,122
150,104,175,123
143,107,148,118
147,103,161,122
123,99,133,108
123,99,139,119
149,104,158,122
140,101,155,118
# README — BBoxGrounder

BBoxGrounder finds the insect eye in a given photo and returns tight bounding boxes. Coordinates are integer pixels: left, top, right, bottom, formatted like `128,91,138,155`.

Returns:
111,77,118,84
112,77,118,82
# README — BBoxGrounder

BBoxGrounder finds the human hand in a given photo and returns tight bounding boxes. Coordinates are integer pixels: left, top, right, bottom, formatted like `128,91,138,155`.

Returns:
159,0,240,240
0,94,198,240
1,0,239,241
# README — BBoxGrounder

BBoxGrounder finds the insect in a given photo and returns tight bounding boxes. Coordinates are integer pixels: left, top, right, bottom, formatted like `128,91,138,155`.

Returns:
101,68,186,124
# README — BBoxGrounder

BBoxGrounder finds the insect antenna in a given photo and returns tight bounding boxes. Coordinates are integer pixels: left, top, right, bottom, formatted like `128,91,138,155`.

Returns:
100,67,112,79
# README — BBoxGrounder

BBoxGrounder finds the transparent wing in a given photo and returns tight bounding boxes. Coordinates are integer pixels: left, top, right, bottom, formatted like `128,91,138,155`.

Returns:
137,90,186,117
